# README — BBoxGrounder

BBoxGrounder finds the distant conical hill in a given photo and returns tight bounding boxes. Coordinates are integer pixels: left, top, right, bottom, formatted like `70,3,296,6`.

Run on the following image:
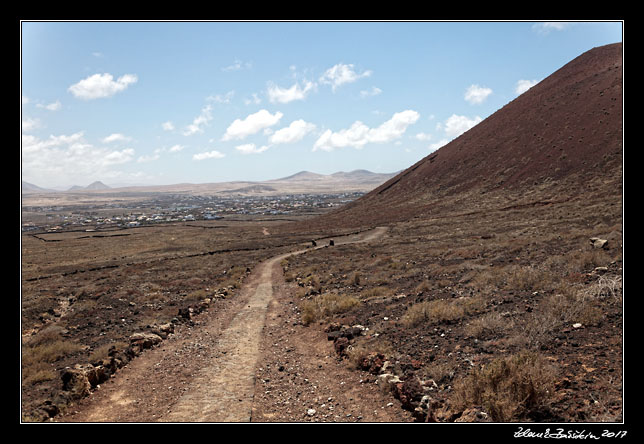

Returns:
303,42,622,230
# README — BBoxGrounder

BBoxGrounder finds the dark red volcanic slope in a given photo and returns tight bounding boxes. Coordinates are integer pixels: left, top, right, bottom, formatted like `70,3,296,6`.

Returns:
303,42,623,230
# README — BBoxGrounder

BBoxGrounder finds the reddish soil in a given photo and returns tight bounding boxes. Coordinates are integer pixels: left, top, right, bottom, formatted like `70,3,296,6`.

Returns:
22,43,623,426
302,43,622,230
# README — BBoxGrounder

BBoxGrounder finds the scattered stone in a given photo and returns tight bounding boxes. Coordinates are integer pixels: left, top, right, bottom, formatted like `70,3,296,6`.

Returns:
590,237,608,249
378,373,401,386
327,326,364,341
307,408,316,416
357,352,386,374
61,364,108,400
129,332,163,350
454,407,491,423
150,322,174,339
333,337,350,355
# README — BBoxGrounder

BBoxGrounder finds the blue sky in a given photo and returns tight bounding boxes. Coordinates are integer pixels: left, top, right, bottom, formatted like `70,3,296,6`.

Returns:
21,21,623,189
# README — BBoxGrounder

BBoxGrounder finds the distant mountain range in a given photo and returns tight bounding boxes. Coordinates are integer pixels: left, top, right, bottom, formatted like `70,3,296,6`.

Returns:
272,169,396,184
22,170,398,196
22,180,111,193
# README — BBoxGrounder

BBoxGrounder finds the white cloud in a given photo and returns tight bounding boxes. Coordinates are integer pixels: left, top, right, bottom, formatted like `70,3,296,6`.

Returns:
428,139,449,152
193,150,226,160
532,22,572,34
183,104,213,136
222,59,252,71
313,110,419,152
443,114,483,138
222,109,283,141
207,90,235,104
515,79,540,95
464,84,493,104
168,144,185,152
415,132,432,141
267,81,315,104
68,73,138,100
270,120,316,145
235,143,270,155
101,148,135,164
36,100,62,111
22,95,30,105
162,121,175,131
102,133,132,143
137,153,160,163
22,117,40,133
21,131,136,187
319,63,372,92
244,93,262,106
360,86,382,98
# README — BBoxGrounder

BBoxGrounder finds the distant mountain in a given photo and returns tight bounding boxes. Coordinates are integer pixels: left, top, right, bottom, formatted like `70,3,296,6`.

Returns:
225,184,278,194
274,170,396,183
330,170,399,182
67,181,111,192
274,171,327,182
85,181,111,190
22,170,397,198
22,181,54,193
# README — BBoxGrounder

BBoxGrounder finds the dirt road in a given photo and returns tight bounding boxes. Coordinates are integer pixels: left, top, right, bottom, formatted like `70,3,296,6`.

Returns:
58,226,410,422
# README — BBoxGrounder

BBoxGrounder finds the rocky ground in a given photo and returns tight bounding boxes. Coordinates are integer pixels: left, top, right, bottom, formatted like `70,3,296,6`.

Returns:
21,43,624,426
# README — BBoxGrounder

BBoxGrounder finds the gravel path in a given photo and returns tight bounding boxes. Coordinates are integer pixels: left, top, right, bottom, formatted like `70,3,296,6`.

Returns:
57,227,410,423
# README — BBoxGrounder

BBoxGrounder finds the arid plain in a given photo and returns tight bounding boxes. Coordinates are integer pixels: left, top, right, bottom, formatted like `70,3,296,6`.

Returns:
21,43,623,424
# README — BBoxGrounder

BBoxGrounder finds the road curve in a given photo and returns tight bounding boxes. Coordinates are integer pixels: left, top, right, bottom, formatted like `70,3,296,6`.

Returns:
162,226,388,422
58,226,388,422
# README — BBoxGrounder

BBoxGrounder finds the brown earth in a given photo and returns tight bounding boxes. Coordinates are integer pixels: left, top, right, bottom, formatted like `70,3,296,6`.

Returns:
22,43,623,425
50,227,411,422
301,43,622,231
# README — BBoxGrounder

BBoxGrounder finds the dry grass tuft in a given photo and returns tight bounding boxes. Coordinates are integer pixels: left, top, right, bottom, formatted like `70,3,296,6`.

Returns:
452,350,557,422
401,295,486,328
464,311,514,339
300,292,359,325
22,325,85,386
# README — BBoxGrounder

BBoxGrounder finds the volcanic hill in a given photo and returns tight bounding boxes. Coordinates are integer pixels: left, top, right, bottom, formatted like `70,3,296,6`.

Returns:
302,42,622,230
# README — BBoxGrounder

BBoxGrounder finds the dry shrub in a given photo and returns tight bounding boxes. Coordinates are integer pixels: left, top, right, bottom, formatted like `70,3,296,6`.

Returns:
414,280,431,294
465,312,513,339
303,274,322,293
401,296,486,328
89,340,129,363
470,268,506,290
585,274,622,303
22,362,56,385
452,350,557,422
506,265,550,292
185,289,210,302
522,288,606,348
220,266,246,289
23,339,84,367
301,293,359,325
422,360,455,385
359,286,389,300
566,249,612,273
472,265,552,293
344,338,394,371
23,325,85,386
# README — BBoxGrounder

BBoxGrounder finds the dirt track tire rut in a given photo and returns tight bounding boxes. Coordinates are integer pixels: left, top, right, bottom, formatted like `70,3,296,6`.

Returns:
57,227,389,423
